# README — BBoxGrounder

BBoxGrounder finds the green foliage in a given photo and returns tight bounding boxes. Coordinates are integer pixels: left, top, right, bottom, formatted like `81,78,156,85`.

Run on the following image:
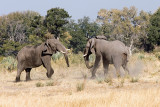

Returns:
0,56,17,71
97,6,151,51
67,17,101,53
28,35,43,45
44,8,70,38
2,40,25,56
0,11,45,56
154,52,160,60
52,52,63,62
138,54,145,60
0,6,159,56
147,8,160,51
69,52,84,65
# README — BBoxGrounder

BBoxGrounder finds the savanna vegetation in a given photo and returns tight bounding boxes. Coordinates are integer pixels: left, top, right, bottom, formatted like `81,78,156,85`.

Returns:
0,6,160,57
0,6,160,107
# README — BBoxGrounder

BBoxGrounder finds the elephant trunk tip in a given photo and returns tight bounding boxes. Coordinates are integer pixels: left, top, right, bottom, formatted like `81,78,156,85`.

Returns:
84,55,93,69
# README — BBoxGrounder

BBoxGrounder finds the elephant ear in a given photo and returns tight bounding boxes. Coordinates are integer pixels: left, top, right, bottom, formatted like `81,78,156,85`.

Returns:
42,40,52,55
90,38,95,54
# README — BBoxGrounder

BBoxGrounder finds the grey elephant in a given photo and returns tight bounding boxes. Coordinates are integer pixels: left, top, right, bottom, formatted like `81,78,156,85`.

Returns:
83,36,129,78
15,39,69,82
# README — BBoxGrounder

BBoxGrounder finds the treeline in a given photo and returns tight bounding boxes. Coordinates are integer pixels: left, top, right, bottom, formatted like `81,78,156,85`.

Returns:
0,6,160,56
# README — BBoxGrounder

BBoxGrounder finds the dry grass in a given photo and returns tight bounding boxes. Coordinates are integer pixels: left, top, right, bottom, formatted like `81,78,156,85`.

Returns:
0,52,160,107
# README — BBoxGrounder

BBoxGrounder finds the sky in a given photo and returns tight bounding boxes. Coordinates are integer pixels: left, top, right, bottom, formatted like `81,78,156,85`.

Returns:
0,0,160,21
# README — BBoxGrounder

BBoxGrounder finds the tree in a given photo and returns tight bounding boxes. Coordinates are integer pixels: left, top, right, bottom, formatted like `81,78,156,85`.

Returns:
44,8,70,39
97,6,151,51
147,8,160,51
97,7,137,45
0,11,45,56
67,17,101,53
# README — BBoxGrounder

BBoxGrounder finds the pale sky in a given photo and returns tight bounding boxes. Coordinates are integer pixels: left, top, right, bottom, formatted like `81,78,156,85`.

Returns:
0,0,160,21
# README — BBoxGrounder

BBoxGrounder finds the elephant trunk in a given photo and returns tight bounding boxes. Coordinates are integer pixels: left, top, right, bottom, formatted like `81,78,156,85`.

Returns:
84,48,93,69
64,53,69,67
57,44,69,67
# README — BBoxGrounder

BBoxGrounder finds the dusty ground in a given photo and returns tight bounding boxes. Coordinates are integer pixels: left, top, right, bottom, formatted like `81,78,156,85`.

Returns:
0,53,160,107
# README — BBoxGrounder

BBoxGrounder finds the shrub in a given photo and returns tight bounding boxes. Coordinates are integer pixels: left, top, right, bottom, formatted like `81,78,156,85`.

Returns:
36,82,44,87
52,52,63,62
130,77,139,83
138,54,145,60
154,52,160,60
0,56,17,71
104,76,113,85
97,78,104,84
46,81,54,86
46,80,59,86
76,82,85,92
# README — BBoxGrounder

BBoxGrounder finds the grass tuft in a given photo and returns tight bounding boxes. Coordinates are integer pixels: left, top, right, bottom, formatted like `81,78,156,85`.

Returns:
36,82,44,87
76,82,85,92
104,76,113,85
130,77,139,83
46,81,54,86
97,78,104,84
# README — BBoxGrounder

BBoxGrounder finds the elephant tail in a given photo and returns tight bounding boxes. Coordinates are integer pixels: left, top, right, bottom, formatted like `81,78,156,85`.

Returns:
123,52,129,62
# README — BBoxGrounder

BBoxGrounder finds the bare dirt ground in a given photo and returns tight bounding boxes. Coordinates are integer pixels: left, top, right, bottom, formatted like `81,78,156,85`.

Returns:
0,53,160,107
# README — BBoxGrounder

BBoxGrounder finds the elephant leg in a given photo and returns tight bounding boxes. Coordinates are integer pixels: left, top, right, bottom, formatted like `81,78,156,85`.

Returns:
15,64,24,82
25,68,32,81
102,58,109,77
113,57,123,78
122,54,129,75
43,62,54,78
41,56,54,78
113,61,121,78
91,55,101,79
45,65,54,78
122,63,129,75
114,66,121,78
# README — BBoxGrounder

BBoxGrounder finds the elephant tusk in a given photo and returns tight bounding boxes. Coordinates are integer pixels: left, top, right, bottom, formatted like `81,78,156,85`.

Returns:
66,49,70,51
83,54,87,57
61,51,66,54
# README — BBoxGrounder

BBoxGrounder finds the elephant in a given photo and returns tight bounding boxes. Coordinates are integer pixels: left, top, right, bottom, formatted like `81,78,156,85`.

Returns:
15,39,69,82
83,36,129,78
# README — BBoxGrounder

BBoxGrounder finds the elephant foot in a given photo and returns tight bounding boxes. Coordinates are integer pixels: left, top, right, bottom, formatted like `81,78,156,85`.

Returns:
46,73,52,78
26,78,31,81
15,77,20,82
91,75,96,79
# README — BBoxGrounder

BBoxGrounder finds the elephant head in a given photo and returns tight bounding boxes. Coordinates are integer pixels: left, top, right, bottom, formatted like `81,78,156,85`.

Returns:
83,38,96,69
42,39,69,67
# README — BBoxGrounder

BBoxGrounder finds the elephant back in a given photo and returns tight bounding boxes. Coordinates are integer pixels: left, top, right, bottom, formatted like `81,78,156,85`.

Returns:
95,35,107,40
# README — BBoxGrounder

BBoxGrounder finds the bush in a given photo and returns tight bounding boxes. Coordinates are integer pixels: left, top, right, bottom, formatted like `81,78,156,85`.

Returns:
36,82,44,87
52,52,63,62
76,82,85,92
0,56,17,71
97,78,104,84
154,52,160,60
104,76,113,86
46,80,59,86
130,77,139,83
138,54,145,60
